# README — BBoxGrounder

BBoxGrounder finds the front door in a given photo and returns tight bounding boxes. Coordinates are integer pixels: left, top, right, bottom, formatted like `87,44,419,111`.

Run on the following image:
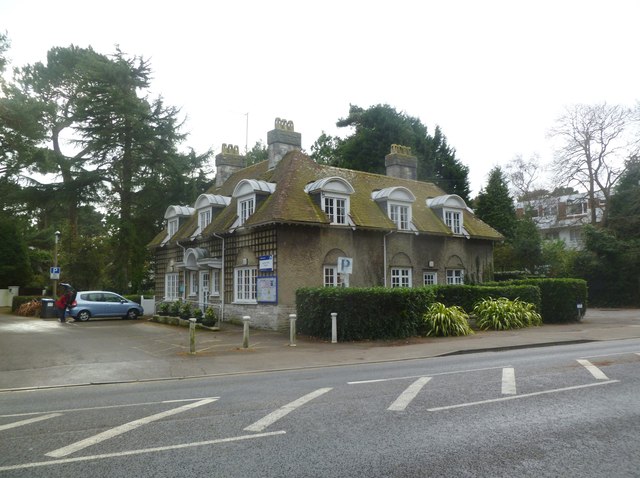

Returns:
199,270,210,310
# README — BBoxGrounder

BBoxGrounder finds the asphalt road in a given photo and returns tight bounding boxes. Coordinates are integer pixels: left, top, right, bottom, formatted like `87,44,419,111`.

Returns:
1,339,639,477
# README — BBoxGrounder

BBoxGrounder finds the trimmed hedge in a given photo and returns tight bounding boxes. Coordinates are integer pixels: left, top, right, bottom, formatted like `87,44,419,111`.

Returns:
296,287,436,341
504,278,587,323
433,285,541,314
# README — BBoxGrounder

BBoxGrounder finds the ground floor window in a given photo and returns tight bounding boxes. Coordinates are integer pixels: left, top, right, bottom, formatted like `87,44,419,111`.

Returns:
211,269,220,295
234,267,257,303
423,271,437,285
391,267,412,288
446,269,464,285
323,266,349,287
188,271,197,297
165,273,179,300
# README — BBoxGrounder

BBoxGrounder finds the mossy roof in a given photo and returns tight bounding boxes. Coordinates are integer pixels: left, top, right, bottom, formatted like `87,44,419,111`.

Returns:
148,151,503,247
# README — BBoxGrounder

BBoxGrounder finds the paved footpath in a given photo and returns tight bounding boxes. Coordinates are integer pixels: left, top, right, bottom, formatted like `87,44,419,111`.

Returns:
1,307,639,391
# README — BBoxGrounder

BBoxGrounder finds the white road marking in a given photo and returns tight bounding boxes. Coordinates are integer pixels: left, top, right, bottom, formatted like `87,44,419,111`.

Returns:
0,431,286,472
427,380,620,412
387,377,432,411
0,413,62,432
577,359,609,380
348,366,507,385
45,398,217,458
244,388,332,432
502,367,516,395
0,397,219,418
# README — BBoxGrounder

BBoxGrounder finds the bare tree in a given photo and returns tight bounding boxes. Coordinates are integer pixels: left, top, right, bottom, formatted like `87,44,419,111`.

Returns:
549,103,639,226
505,153,545,200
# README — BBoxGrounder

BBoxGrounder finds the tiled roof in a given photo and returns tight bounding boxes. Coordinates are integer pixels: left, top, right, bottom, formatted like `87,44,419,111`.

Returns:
148,151,503,247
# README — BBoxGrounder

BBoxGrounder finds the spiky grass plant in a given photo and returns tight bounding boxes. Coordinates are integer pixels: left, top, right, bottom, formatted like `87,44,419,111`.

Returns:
473,297,542,331
422,302,474,337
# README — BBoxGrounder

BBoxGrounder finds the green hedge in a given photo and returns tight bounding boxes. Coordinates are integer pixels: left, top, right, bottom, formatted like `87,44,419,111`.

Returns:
433,285,541,314
506,279,588,323
296,287,436,341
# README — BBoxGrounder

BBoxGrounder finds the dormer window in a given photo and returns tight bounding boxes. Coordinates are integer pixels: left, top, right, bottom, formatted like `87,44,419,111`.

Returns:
168,219,179,238
444,209,462,234
305,177,355,226
372,187,416,231
199,209,211,231
192,194,231,237
163,205,195,244
240,197,255,224
323,194,347,224
232,179,276,227
427,194,469,237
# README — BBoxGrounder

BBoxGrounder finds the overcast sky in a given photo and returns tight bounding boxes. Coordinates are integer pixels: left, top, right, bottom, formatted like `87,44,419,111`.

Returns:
3,0,639,195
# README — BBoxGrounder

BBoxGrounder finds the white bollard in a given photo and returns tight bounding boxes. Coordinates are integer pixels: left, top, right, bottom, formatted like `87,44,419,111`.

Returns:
289,314,297,347
242,316,251,349
331,312,337,344
189,318,197,354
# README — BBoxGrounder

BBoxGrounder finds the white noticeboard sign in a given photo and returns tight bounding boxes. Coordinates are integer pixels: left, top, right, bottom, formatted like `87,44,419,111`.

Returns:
337,257,353,275
257,277,277,303
50,267,61,280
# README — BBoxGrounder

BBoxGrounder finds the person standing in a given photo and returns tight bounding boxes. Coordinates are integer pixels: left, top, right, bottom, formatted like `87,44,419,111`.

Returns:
54,284,72,323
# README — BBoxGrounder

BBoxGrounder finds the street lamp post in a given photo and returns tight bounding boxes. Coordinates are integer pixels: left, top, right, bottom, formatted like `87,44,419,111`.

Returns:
52,230,61,296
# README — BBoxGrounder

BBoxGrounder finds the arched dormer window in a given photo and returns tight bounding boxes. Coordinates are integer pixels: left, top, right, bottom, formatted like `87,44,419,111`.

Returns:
304,177,355,226
372,187,416,231
427,194,470,236
232,179,276,226
163,205,194,244
192,194,231,237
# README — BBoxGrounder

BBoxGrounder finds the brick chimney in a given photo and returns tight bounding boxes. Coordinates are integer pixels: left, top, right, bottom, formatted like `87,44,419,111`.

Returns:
215,144,245,188
385,144,417,181
267,118,301,170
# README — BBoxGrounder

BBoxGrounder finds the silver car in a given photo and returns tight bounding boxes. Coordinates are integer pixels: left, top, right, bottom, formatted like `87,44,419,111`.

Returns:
68,291,144,322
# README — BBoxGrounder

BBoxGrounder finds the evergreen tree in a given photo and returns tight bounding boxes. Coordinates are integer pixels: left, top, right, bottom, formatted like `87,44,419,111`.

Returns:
325,104,471,202
474,166,517,239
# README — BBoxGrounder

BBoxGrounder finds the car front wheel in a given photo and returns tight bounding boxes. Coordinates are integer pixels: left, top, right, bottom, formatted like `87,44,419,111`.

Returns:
75,310,91,322
125,309,139,320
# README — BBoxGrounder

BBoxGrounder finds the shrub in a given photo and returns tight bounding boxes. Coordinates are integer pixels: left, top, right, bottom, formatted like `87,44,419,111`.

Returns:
473,297,542,330
203,306,217,327
193,308,203,322
434,285,541,313
179,301,192,319
421,302,473,337
169,300,182,316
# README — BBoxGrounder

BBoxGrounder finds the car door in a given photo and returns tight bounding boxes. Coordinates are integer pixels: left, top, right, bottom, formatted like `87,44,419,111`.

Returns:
102,292,128,317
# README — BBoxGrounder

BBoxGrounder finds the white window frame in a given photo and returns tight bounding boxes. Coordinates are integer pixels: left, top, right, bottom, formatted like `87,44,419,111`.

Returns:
423,271,437,286
391,267,412,288
198,208,212,232
168,218,178,238
234,266,257,303
446,269,464,285
165,273,179,300
322,193,348,225
211,270,220,296
444,209,462,235
238,196,255,225
323,266,349,287
188,271,197,297
388,203,411,230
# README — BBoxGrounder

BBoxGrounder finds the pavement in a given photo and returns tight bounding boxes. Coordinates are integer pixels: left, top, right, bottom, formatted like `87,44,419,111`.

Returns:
1,307,640,391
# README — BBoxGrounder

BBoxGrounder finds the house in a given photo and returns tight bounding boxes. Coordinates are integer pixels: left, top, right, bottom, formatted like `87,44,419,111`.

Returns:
516,191,605,249
148,119,503,330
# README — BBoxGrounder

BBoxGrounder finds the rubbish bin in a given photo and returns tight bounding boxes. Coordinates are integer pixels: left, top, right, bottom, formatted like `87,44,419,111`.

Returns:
40,299,57,318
